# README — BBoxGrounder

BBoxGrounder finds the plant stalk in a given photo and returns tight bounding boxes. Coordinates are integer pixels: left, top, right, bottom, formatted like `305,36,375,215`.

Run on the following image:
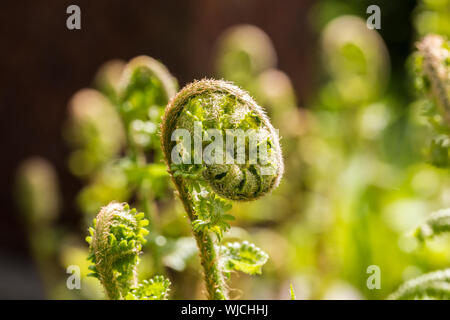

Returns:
173,177,228,300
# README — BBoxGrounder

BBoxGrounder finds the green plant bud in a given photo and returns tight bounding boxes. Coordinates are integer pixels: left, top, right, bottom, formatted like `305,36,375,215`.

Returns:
15,157,60,226
321,15,390,106
215,25,277,85
118,55,178,112
118,55,178,149
94,59,126,101
66,89,125,177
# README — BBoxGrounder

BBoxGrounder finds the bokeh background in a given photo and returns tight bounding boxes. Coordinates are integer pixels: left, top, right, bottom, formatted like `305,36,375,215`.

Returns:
2,0,450,299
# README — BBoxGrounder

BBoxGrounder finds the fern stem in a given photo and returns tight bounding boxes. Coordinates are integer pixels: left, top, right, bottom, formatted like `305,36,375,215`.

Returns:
98,266,122,300
173,176,228,300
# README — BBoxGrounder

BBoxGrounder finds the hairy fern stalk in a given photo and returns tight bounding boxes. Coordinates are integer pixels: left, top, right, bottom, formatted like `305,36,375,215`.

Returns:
161,79,283,299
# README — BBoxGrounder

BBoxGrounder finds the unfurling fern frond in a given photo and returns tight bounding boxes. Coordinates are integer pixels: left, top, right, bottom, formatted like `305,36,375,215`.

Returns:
414,208,450,241
161,79,283,299
389,269,450,300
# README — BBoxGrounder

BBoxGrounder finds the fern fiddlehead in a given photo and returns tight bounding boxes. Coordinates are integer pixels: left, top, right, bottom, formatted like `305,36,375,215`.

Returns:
413,34,450,166
86,201,171,300
160,79,283,299
86,202,149,299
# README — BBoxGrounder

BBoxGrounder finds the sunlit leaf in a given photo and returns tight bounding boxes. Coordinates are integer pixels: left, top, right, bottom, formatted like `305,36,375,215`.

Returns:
219,241,269,276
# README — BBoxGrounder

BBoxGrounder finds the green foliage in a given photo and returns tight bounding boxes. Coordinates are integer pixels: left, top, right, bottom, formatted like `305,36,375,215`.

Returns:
64,55,181,300
414,0,450,38
414,208,450,241
290,284,296,300
220,241,269,276
67,56,177,221
192,193,234,241
387,6,450,300
126,275,171,300
66,56,179,299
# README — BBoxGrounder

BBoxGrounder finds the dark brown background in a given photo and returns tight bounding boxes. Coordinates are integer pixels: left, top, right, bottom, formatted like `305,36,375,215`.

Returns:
0,0,416,298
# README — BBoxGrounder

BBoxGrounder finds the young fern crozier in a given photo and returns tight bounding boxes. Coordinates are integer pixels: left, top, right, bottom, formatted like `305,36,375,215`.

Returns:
86,202,149,299
86,202,170,300
160,79,283,299
413,35,450,166
416,35,450,124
